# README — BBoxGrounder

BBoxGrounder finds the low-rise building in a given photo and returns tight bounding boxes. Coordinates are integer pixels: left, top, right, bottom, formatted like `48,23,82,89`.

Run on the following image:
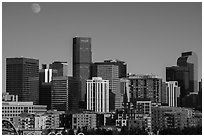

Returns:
72,112,97,130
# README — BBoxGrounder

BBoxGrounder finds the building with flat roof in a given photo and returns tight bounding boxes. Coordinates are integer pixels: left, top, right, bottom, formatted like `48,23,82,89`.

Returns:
51,76,69,111
128,74,162,106
87,77,109,112
6,57,39,104
166,81,180,107
2,101,47,122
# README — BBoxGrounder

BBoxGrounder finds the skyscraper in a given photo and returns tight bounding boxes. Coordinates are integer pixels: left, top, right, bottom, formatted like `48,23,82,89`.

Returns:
73,37,92,108
87,77,109,112
166,81,180,107
39,64,57,110
6,57,39,104
177,51,198,93
92,63,121,110
166,66,189,99
166,51,198,107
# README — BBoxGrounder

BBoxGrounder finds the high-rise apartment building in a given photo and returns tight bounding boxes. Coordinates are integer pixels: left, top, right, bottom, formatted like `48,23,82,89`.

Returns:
87,77,109,112
92,63,121,110
6,57,39,104
73,37,92,108
128,74,162,107
166,81,180,107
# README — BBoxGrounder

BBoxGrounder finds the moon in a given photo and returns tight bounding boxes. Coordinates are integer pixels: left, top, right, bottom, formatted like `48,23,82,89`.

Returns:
31,3,41,14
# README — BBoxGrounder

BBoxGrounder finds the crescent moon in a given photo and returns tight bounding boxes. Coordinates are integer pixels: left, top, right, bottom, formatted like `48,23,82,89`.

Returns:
32,3,41,14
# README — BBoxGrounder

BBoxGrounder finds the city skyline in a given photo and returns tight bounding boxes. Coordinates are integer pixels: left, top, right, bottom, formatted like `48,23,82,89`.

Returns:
2,2,202,92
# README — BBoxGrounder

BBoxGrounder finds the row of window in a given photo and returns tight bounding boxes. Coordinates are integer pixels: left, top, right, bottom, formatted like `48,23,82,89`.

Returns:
3,107,33,110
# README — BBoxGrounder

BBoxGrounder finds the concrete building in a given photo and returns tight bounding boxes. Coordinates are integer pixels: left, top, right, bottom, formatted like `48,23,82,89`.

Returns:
151,106,194,132
2,101,47,122
128,74,162,106
73,37,92,109
87,77,109,112
72,113,97,130
166,81,180,107
136,100,151,115
6,57,39,104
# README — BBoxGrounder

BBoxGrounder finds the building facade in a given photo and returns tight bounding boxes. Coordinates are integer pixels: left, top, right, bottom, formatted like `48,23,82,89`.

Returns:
72,113,97,130
6,57,39,104
87,77,109,112
166,81,180,107
2,101,47,122
73,37,92,108
92,63,121,110
51,76,69,111
128,74,162,107
177,51,198,93
49,61,68,76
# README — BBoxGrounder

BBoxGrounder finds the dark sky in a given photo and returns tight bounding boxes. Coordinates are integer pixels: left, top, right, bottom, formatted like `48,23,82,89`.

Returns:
2,2,202,92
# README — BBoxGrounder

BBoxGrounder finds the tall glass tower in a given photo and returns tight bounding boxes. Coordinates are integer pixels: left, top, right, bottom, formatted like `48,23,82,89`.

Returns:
73,37,92,108
177,51,198,93
6,57,39,104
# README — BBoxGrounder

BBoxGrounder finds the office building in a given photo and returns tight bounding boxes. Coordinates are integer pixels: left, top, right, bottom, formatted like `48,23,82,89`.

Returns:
87,77,109,112
120,78,131,109
177,51,198,93
51,76,69,111
128,74,162,106
92,60,127,78
166,66,189,99
166,81,180,107
49,61,68,76
39,83,52,110
161,82,168,105
2,101,47,121
73,37,92,108
92,63,121,110
39,64,58,83
68,77,80,111
39,64,57,110
6,57,39,104
166,51,198,107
